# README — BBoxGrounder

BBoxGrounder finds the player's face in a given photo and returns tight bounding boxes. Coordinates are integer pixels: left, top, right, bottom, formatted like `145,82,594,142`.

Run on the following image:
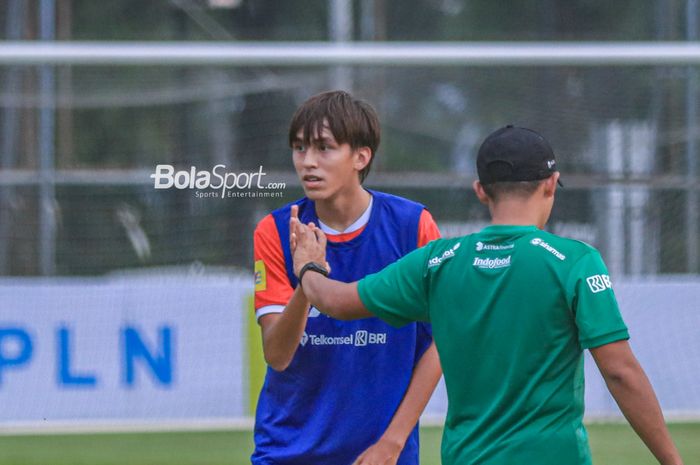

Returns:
291,125,366,202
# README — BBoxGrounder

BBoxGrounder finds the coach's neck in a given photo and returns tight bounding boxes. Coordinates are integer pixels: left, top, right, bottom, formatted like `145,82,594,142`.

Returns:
473,174,559,230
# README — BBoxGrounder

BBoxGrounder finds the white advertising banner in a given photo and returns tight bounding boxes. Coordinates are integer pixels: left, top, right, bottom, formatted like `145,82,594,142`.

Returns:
0,275,249,424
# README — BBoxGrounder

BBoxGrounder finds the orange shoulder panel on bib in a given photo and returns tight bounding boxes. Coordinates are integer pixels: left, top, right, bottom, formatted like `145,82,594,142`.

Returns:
417,209,441,247
253,214,294,310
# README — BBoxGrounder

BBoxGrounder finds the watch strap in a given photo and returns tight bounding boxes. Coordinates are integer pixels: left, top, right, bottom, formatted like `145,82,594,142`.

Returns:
298,261,329,286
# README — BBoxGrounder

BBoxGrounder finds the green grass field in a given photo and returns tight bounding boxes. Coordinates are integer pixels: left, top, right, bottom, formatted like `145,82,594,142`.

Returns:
0,423,697,465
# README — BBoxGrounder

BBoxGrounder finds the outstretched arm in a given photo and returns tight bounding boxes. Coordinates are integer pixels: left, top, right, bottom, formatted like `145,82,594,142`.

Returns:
590,340,683,465
298,273,371,320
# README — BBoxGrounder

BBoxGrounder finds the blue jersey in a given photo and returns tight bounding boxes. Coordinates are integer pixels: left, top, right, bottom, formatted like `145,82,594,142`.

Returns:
252,190,434,465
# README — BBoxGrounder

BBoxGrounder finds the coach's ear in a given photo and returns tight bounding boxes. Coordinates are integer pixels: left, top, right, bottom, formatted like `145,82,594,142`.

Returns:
473,180,490,205
543,172,560,198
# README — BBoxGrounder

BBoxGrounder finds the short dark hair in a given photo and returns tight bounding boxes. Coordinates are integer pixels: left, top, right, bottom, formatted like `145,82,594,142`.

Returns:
288,90,380,183
481,180,544,202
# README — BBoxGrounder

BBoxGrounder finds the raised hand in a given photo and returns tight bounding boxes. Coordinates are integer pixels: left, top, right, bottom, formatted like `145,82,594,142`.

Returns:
291,218,328,278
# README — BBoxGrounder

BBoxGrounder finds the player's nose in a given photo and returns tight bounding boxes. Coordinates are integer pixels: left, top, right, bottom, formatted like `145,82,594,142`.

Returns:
302,148,319,167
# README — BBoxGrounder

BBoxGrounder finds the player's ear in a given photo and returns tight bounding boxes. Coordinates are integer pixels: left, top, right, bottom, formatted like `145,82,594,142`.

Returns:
353,146,372,172
473,180,490,205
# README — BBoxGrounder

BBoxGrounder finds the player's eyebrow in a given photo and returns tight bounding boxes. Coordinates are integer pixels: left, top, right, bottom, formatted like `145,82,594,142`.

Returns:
309,136,335,145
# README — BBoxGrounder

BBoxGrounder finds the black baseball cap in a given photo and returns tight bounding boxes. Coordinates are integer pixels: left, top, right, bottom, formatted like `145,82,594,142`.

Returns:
477,125,563,186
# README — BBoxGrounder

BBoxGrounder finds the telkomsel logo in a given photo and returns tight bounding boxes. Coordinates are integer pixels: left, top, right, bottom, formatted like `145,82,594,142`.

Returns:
299,330,387,347
586,274,612,293
150,164,285,200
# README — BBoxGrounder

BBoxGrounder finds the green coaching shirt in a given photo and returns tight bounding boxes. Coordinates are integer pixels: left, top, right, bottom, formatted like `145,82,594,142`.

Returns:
357,225,629,465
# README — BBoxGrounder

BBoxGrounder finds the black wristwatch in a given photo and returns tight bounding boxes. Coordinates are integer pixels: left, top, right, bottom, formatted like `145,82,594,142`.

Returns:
298,262,329,287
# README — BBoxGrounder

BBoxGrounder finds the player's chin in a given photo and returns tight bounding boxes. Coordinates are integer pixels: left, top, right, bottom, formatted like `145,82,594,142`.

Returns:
302,188,329,201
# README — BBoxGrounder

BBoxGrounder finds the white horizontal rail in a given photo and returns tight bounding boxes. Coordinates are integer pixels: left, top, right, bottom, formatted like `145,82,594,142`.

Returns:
1,41,700,66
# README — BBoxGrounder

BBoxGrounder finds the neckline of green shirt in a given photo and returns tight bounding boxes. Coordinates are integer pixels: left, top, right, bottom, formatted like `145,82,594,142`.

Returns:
479,224,539,235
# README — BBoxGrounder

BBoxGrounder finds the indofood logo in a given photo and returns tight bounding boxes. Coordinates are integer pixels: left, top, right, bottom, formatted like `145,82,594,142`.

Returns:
472,256,512,269
150,164,285,199
300,330,387,347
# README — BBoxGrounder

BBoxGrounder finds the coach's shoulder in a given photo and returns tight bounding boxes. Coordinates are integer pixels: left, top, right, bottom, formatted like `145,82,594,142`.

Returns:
422,235,470,268
540,231,601,263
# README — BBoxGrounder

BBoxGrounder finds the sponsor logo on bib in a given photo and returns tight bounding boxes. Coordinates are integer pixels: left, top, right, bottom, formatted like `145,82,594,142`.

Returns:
300,330,387,347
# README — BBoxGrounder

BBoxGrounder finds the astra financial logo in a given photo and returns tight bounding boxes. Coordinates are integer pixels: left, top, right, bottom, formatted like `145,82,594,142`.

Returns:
150,164,285,200
299,330,387,347
475,241,514,252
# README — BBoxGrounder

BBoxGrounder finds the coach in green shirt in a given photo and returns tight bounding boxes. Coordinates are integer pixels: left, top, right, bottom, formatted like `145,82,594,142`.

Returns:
290,126,684,465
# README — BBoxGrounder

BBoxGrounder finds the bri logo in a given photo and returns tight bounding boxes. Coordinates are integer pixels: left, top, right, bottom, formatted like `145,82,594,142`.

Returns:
428,243,461,268
586,274,612,293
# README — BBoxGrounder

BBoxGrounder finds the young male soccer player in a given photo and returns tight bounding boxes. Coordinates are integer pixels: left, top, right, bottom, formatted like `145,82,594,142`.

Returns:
290,126,685,465
251,90,442,465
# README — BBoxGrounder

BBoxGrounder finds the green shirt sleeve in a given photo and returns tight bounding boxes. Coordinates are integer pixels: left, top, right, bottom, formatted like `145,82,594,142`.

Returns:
357,246,431,327
567,249,629,349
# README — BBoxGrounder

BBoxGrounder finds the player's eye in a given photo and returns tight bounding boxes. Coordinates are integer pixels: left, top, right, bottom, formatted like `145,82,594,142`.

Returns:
292,143,305,152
